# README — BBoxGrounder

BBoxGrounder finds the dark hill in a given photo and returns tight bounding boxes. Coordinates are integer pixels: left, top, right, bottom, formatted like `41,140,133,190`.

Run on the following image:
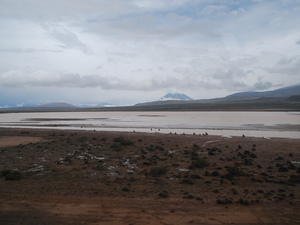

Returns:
133,85,300,111
287,95,300,101
225,84,300,100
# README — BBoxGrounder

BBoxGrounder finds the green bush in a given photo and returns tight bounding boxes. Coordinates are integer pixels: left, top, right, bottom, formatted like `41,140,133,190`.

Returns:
180,179,195,185
185,194,194,199
110,142,122,151
226,166,242,178
122,187,130,192
2,170,22,181
159,191,169,198
193,144,200,151
150,167,168,177
216,199,233,205
190,158,209,169
79,136,88,142
232,188,238,195
1,169,12,177
239,199,249,205
114,136,134,146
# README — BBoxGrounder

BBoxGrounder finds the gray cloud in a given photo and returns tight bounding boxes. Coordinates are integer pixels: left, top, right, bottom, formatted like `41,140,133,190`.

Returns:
43,24,93,54
0,0,138,21
212,68,249,80
86,13,222,43
0,48,62,53
0,71,121,89
253,78,272,90
0,0,299,105
267,55,300,76
0,70,188,91
0,69,247,92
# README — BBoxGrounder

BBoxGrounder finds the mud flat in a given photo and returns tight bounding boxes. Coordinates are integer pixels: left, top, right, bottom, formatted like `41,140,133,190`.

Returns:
0,128,299,225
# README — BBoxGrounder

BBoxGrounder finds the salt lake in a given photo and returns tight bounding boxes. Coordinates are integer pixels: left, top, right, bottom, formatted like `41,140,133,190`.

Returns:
0,111,299,139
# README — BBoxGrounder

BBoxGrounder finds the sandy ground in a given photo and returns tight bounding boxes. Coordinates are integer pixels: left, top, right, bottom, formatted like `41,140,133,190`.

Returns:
0,128,299,225
0,136,45,147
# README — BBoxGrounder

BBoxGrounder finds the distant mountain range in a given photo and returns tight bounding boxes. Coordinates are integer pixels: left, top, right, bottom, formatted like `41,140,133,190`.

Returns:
1,85,299,111
134,84,300,111
29,102,78,109
0,102,114,110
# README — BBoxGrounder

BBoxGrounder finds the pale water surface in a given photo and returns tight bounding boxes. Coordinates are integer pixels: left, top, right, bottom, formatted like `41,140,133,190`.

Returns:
0,111,299,139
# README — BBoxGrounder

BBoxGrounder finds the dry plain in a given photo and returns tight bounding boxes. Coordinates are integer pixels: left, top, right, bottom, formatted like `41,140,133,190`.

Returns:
0,128,299,225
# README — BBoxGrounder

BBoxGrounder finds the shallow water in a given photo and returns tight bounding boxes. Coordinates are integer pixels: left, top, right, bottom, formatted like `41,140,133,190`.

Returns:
0,111,299,138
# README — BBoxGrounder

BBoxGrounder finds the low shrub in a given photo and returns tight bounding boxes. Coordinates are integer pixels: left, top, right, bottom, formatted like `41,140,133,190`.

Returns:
180,179,195,185
190,158,209,169
196,197,203,201
243,158,253,165
122,187,130,192
184,194,194,199
211,171,220,176
289,175,300,183
190,174,202,179
193,144,200,151
239,199,249,205
216,199,233,205
1,169,12,177
110,142,122,151
114,136,134,146
79,136,88,142
159,191,169,198
150,167,168,177
226,166,242,178
278,166,289,172
232,188,238,195
2,170,22,181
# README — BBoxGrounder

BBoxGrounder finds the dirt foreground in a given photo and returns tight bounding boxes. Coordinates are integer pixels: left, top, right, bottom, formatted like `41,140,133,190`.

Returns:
0,128,299,225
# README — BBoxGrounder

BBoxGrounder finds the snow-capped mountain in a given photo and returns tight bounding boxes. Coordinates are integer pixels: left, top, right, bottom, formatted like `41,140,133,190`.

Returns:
160,92,193,101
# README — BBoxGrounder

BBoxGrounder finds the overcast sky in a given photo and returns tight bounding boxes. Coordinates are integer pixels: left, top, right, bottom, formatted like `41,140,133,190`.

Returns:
1,0,299,106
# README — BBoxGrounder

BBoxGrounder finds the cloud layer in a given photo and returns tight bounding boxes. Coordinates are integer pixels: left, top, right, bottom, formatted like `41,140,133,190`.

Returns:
0,0,299,105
